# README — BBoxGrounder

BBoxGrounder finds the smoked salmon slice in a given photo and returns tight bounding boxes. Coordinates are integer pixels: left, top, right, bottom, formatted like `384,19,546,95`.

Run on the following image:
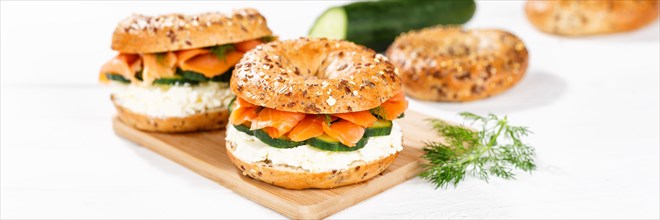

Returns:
234,39,263,52
99,53,141,82
229,98,259,125
235,97,257,108
251,108,306,138
230,107,258,126
380,92,408,120
322,120,365,147
142,52,177,84
333,111,377,128
287,115,326,142
176,48,244,78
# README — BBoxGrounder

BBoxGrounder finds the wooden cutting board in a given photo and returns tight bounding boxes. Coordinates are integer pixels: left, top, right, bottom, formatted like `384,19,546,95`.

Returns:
113,110,442,219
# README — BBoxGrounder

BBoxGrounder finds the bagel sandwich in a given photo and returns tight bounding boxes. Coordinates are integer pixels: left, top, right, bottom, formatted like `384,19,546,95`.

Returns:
225,38,409,189
99,9,274,132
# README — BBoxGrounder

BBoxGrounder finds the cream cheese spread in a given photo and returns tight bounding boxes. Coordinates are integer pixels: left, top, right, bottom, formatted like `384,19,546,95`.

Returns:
226,122,403,172
111,82,234,118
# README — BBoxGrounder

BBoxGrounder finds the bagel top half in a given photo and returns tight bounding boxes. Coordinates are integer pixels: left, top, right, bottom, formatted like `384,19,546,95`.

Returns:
230,38,402,114
112,8,273,53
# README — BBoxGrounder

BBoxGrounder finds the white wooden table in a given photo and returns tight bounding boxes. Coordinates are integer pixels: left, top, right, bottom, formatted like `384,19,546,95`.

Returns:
1,1,658,219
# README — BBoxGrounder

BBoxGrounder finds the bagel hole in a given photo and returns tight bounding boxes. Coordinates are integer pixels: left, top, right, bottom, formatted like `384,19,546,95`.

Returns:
290,52,353,80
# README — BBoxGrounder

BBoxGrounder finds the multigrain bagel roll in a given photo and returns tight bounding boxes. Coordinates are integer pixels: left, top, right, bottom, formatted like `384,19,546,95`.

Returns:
525,0,659,36
112,9,273,53
231,38,401,114
99,9,275,132
386,27,529,102
225,38,409,189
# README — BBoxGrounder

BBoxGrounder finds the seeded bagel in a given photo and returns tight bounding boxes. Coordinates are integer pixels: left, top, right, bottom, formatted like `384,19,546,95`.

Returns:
525,0,659,36
112,8,273,53
230,37,401,114
386,27,528,102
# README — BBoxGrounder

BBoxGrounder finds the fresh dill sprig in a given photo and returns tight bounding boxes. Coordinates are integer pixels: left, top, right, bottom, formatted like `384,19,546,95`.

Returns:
209,44,235,61
370,106,387,119
260,36,277,43
324,114,333,126
420,112,536,189
155,52,167,65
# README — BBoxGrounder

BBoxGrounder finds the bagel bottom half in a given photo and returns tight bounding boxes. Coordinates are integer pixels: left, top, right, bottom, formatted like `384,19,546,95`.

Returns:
113,98,228,133
225,140,399,190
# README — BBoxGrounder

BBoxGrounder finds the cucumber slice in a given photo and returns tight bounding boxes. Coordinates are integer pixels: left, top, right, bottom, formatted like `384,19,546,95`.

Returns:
309,0,476,51
152,77,199,86
260,36,277,43
135,70,143,81
227,96,237,114
254,129,303,149
309,7,347,40
175,68,232,83
210,67,233,82
233,124,253,136
306,134,368,152
177,69,209,82
105,73,130,83
364,119,393,137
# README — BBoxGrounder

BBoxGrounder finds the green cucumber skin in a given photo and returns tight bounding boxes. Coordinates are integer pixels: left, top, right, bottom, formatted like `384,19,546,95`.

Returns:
177,68,233,83
307,135,368,152
135,70,143,81
227,96,237,114
234,124,254,135
177,69,209,82
342,0,476,51
210,67,233,82
364,127,392,137
254,129,303,149
234,119,393,151
108,67,231,85
364,119,393,137
105,73,131,83
238,128,370,152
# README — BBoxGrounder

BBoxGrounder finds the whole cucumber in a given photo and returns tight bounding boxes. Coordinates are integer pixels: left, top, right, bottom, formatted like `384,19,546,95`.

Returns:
309,0,476,51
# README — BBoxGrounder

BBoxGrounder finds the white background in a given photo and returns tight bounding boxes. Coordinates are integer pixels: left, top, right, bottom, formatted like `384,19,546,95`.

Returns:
1,1,659,219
